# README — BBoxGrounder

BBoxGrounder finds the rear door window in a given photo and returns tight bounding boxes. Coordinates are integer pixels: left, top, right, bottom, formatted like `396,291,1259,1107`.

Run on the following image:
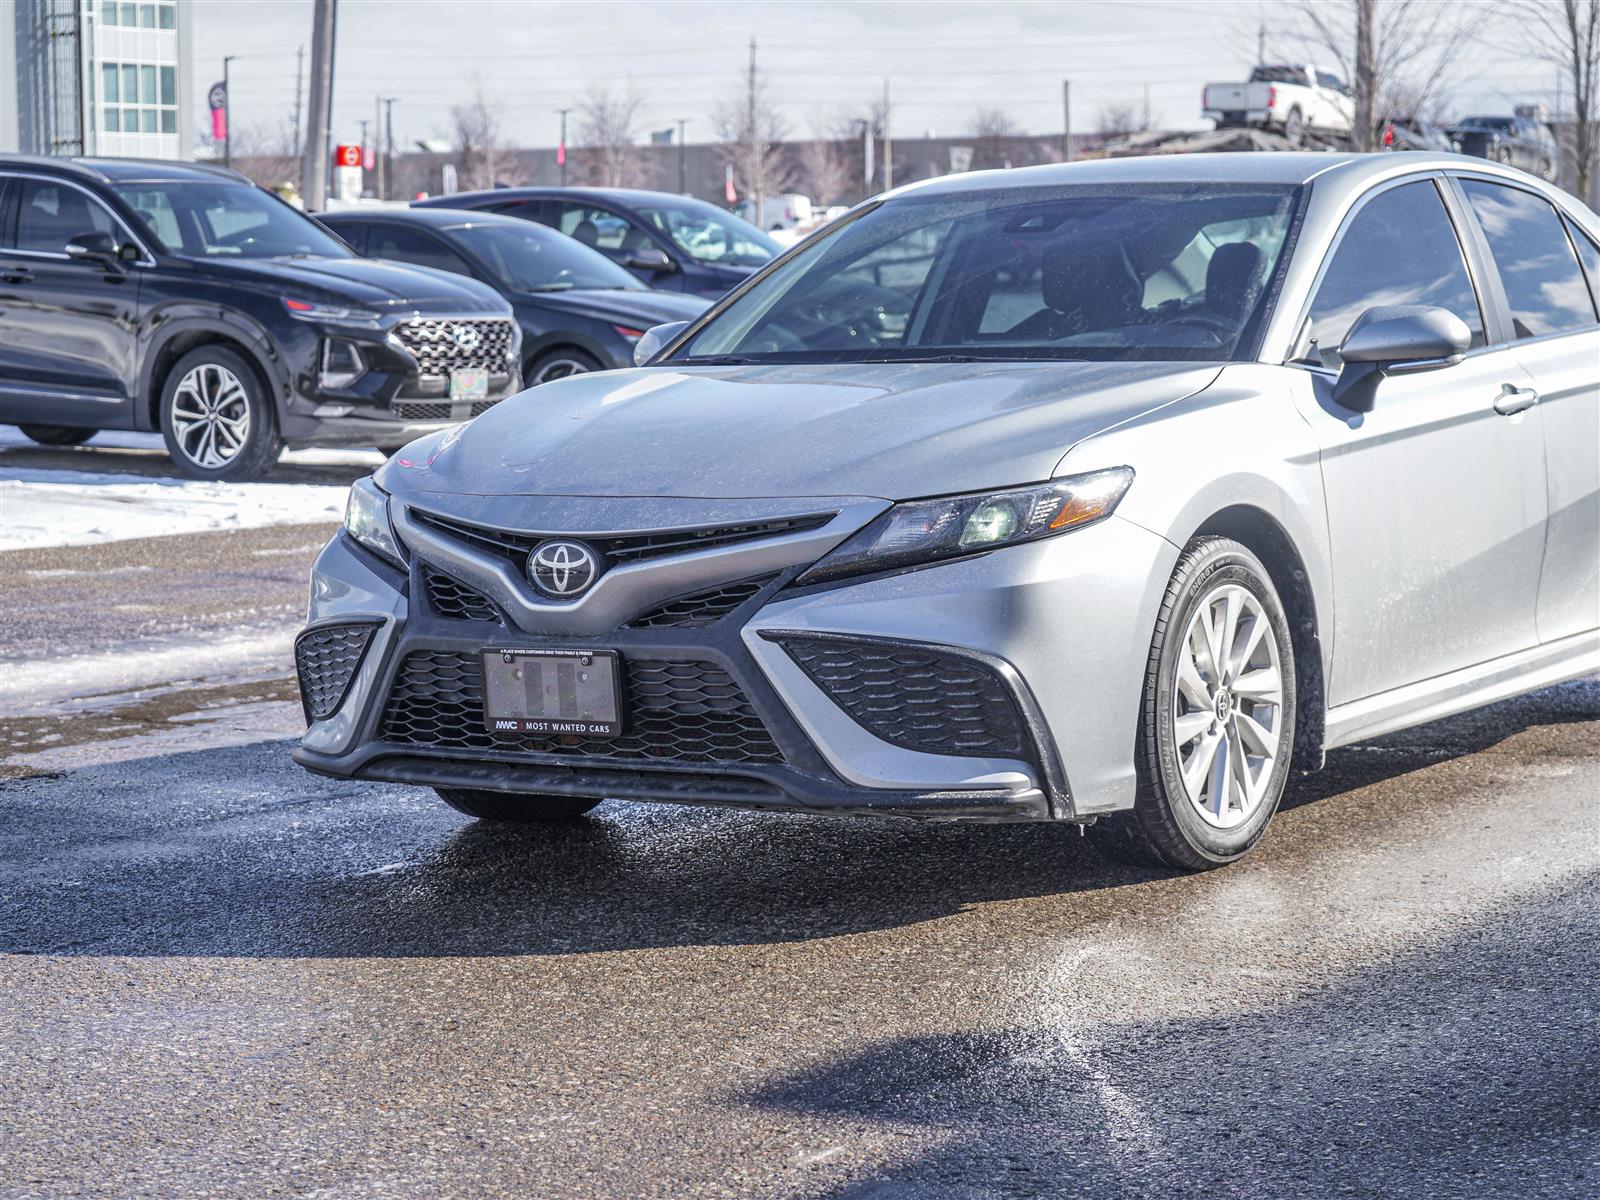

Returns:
369,226,476,277
1562,216,1600,317
12,179,123,254
1305,180,1484,368
1459,179,1595,336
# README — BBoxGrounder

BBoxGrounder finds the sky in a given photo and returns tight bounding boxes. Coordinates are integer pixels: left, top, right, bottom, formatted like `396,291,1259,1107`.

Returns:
190,0,1564,154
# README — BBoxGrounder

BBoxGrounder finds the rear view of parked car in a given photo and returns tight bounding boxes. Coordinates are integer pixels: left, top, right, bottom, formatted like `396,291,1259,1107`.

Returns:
1380,116,1457,153
415,187,780,300
1202,64,1354,142
0,157,521,479
317,208,708,386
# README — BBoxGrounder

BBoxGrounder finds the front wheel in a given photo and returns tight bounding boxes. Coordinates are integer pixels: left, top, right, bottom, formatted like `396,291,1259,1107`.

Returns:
1105,537,1297,870
435,787,602,823
159,346,283,481
1283,107,1305,146
528,348,602,385
17,424,96,447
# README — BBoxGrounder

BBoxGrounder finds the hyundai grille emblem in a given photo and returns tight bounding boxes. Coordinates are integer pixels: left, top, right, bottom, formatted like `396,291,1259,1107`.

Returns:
527,540,600,598
452,325,481,351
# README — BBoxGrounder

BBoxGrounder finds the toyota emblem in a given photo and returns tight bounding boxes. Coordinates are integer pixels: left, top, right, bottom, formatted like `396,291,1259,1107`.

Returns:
527,540,600,598
452,325,481,351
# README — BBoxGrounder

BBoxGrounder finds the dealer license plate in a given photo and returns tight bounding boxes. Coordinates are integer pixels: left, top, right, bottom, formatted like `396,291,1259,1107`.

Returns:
450,368,489,401
481,648,621,737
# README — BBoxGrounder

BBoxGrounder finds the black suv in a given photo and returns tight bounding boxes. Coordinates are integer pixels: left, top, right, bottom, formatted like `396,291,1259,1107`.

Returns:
1450,116,1559,181
0,157,521,480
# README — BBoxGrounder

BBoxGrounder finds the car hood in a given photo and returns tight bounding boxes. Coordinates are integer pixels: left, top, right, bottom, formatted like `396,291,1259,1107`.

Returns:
520,288,710,327
200,255,505,312
381,360,1221,502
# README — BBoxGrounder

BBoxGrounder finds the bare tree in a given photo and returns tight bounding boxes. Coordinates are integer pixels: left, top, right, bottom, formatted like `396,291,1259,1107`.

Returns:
1096,102,1142,141
450,78,513,191
575,85,647,187
1508,0,1600,196
971,106,1022,169
1287,0,1489,150
713,42,796,224
225,121,301,192
794,135,853,207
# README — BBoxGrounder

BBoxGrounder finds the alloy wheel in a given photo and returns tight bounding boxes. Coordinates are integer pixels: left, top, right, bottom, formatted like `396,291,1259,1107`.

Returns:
170,363,251,469
531,357,593,384
1171,582,1285,829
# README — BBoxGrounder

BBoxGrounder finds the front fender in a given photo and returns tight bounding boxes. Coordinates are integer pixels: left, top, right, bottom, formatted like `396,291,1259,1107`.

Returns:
136,304,291,430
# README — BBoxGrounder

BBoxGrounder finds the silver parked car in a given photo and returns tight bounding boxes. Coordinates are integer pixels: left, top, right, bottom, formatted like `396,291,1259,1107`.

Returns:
294,153,1600,870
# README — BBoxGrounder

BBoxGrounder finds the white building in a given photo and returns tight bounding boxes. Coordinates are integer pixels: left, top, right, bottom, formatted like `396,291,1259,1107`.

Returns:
1,0,195,159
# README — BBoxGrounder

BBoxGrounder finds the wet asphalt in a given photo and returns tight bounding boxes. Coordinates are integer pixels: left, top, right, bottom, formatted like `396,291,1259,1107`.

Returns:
1,454,1598,1198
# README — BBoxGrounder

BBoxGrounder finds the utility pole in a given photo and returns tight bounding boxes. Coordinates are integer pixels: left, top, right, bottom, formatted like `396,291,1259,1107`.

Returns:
1257,21,1266,64
676,118,688,194
882,78,893,191
382,97,397,201
557,108,571,185
1354,0,1374,151
1142,82,1151,132
748,37,762,226
1062,80,1072,162
373,96,382,197
301,0,336,211
222,55,238,167
291,45,304,158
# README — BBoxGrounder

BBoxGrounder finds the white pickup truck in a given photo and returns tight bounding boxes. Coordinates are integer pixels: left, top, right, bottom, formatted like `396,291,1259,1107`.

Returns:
1202,64,1354,143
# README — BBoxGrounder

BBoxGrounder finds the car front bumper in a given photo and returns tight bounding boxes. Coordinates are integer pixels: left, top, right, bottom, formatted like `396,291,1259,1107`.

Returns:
291,502,1176,822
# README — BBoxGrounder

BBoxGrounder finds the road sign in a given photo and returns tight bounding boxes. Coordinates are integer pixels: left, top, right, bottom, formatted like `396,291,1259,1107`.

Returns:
334,144,363,169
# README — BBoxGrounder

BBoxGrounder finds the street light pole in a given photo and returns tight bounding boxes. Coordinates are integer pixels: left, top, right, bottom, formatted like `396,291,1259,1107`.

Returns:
222,55,238,167
676,118,687,194
381,96,398,200
556,108,571,186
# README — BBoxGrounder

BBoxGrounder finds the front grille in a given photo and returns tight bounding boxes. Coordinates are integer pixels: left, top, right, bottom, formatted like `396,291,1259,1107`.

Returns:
778,636,1029,758
410,510,834,571
295,623,377,720
391,317,516,376
390,398,504,422
380,651,783,764
627,576,774,628
423,568,501,623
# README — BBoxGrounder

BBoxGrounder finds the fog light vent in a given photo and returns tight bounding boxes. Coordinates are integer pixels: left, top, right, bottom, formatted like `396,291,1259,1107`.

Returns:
295,623,377,721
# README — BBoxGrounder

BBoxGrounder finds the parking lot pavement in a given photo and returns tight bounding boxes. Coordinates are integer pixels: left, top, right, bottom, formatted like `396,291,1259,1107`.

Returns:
1,672,1595,1198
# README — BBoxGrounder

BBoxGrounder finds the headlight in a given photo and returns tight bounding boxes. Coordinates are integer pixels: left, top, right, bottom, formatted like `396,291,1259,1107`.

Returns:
284,297,383,328
344,476,404,567
797,467,1134,586
319,338,367,389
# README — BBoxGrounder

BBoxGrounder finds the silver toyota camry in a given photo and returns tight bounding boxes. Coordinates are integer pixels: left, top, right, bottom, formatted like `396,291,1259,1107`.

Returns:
294,152,1600,869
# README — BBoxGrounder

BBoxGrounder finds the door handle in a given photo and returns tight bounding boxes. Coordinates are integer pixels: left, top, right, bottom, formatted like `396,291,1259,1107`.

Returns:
0,267,32,284
1493,385,1539,416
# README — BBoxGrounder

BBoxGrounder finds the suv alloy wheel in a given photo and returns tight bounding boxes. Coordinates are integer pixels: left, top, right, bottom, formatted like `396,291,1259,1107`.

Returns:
158,346,283,481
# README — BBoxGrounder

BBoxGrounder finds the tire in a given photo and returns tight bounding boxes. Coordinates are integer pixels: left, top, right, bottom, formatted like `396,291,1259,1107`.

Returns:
158,345,283,482
17,424,96,447
435,787,602,823
527,347,602,386
1104,536,1297,870
1283,107,1305,146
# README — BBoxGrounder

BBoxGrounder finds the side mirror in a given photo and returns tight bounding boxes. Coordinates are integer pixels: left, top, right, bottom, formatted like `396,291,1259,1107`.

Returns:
625,248,676,274
1332,305,1471,413
65,230,124,271
633,321,689,367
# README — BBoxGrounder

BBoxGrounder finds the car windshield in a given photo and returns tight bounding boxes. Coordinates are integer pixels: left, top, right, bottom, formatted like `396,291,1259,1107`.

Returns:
1460,116,1513,129
673,183,1301,365
632,199,779,268
111,179,350,259
451,222,645,292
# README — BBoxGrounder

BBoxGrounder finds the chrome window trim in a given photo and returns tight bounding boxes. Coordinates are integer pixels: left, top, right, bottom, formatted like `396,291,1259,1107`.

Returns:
0,169,157,267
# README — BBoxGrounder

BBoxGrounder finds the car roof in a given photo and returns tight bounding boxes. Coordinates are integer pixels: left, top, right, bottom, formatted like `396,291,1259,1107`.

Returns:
885,151,1534,199
318,206,532,232
416,185,703,210
0,155,252,184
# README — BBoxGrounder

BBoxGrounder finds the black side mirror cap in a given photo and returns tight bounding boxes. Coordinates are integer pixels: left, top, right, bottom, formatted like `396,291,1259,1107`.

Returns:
1332,304,1472,413
626,248,676,274
64,230,127,270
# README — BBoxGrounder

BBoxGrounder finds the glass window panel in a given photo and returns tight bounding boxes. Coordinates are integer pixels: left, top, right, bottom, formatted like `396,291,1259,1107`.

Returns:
122,65,137,102
140,66,156,104
160,66,176,105
120,3,136,25
101,2,118,26
160,109,176,134
158,2,175,28
1306,181,1484,367
105,107,121,132
102,63,119,103
139,3,155,27
142,108,158,133
1460,179,1596,337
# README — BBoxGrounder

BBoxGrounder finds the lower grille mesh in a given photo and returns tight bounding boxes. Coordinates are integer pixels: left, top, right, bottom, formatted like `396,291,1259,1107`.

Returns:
778,636,1029,758
380,651,783,764
296,623,376,720
627,577,774,628
423,568,501,623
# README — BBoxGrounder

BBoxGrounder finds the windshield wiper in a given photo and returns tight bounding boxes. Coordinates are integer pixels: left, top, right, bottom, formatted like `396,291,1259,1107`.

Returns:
678,354,754,365
523,283,576,292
